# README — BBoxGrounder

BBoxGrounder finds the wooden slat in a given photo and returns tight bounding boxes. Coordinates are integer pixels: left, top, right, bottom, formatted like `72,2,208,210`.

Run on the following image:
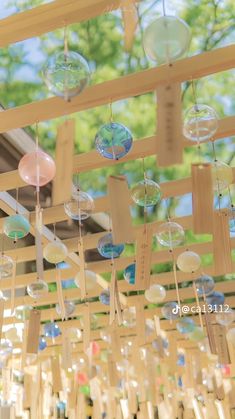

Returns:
156,82,183,166
26,309,41,354
83,304,91,351
107,175,134,244
0,299,4,341
0,232,234,287
0,0,122,47
0,256,233,300
121,0,138,51
0,270,234,329
8,314,235,358
2,247,234,316
135,296,146,347
0,117,235,192
51,356,62,393
0,46,235,132
213,324,230,365
192,163,213,233
135,225,153,289
213,210,233,273
52,120,75,206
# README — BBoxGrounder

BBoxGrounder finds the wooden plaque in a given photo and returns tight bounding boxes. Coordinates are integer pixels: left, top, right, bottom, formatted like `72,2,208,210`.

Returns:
62,330,72,371
213,324,230,365
83,304,90,352
0,298,4,341
135,225,153,289
192,163,213,233
213,210,232,274
51,356,62,393
108,175,134,244
78,240,87,299
26,309,41,354
135,296,146,347
156,82,183,167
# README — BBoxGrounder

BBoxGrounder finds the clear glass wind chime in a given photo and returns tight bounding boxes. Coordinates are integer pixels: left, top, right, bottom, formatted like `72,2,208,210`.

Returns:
42,26,90,101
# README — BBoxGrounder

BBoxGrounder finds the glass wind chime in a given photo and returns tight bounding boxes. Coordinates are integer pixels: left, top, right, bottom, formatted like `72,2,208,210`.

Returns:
94,102,133,161
2,188,31,315
143,0,191,65
18,125,56,299
64,173,95,301
42,26,90,101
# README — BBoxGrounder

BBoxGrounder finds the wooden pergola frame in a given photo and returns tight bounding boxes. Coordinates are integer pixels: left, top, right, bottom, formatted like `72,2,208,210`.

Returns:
0,0,234,353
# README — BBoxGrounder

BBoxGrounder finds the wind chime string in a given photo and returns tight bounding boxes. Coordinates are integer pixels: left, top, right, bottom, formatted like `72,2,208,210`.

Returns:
162,0,166,16
76,187,87,300
162,196,181,315
192,281,203,330
142,158,148,233
109,101,117,161
10,241,17,316
163,197,171,222
169,246,181,317
109,215,122,325
34,124,45,296
56,263,66,321
15,188,19,215
52,222,66,320
191,78,202,162
202,286,216,354
211,139,222,212
227,185,234,229
35,123,42,231
63,26,69,102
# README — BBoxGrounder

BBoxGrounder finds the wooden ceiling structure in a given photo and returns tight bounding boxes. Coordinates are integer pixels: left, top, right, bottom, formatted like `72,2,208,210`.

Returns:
0,1,234,417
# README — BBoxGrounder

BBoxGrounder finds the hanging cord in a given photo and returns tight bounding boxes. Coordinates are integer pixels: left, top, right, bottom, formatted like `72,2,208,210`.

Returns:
76,190,87,299
109,101,113,123
1,234,4,257
192,280,203,330
169,246,181,317
0,234,4,282
191,78,202,162
163,197,181,315
162,0,166,16
142,158,148,232
63,26,69,102
35,122,40,210
228,185,234,209
109,101,117,161
191,78,198,109
163,197,171,222
15,188,19,215
211,139,222,211
227,185,234,227
53,223,56,241
73,171,80,191
64,26,68,57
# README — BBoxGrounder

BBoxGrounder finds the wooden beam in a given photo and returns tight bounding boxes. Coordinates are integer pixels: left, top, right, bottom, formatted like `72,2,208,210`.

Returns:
0,211,233,268
0,0,122,48
3,291,235,331
0,114,234,193
0,46,235,132
1,259,234,297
